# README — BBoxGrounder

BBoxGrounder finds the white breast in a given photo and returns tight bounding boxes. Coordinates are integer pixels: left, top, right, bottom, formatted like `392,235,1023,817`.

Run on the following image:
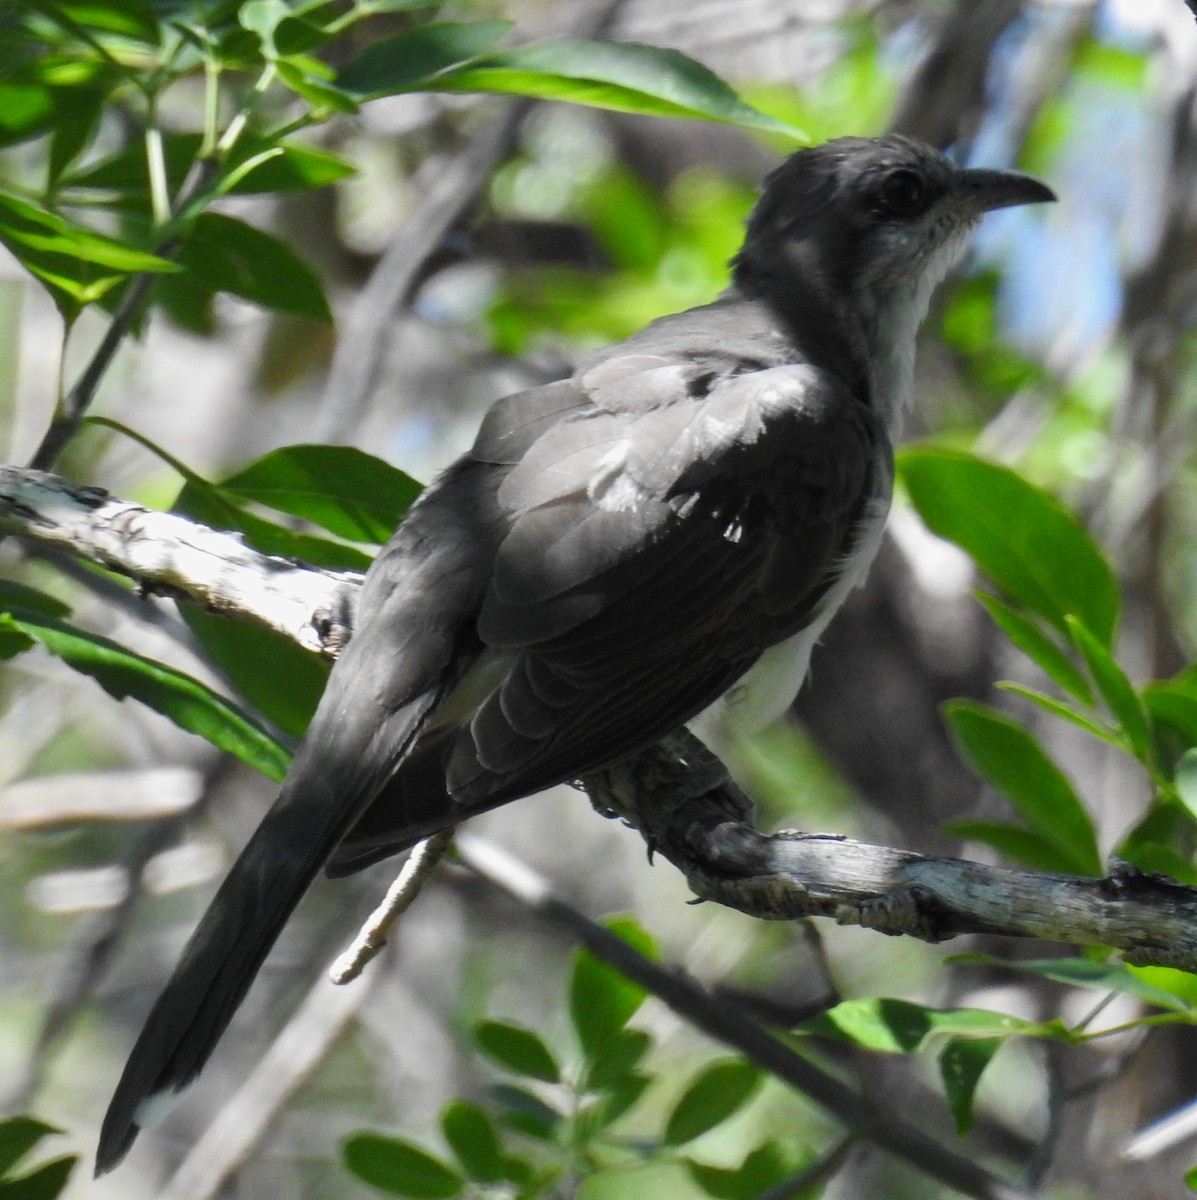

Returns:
690,470,893,747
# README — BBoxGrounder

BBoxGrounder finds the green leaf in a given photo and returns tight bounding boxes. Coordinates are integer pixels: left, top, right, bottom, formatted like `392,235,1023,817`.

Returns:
1145,682,1197,747
343,1133,463,1198
440,1101,504,1184
219,445,421,542
472,1021,560,1083
174,476,372,572
1066,616,1151,762
43,0,161,44
947,820,1095,874
0,1155,76,1200
569,921,653,1060
662,1060,762,1146
582,1027,652,1091
65,134,354,198
172,212,331,322
802,997,1051,1050
0,190,177,317
0,581,69,619
994,683,1120,749
943,700,1101,876
592,1071,651,1129
0,83,58,148
4,607,291,782
179,607,327,740
276,60,360,113
899,448,1119,647
487,1085,561,1141
975,592,1092,705
949,955,1194,1014
239,0,290,56
433,40,803,137
0,620,33,661
1175,749,1197,823
0,1117,60,1177
47,86,106,184
685,1142,802,1200
939,1037,1003,1136
336,21,515,95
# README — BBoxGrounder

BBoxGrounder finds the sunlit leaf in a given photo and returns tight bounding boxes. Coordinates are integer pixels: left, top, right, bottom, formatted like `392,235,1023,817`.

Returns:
944,700,1101,876
801,996,1055,1050
434,40,804,136
900,448,1119,647
569,916,655,1060
1066,616,1151,762
0,606,291,781
219,444,420,542
976,592,1092,705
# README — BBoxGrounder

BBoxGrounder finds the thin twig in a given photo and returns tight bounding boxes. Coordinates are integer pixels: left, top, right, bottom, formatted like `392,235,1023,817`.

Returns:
329,828,455,983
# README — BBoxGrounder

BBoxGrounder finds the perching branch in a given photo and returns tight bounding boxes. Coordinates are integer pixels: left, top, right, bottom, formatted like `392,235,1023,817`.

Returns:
7,463,1197,972
582,730,1197,972
0,465,359,658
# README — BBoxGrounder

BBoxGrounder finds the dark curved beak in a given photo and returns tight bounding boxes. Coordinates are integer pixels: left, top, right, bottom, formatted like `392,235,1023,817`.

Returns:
955,167,1056,213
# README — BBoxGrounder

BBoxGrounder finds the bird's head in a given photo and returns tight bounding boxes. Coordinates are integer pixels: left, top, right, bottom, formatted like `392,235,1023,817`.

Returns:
731,134,1055,427
733,134,1055,303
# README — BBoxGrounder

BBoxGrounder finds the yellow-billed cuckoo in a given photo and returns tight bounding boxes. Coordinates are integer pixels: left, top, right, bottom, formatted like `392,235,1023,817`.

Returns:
98,134,1054,1171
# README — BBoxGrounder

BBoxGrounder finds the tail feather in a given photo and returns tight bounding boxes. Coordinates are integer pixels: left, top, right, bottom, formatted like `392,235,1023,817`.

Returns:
96,781,353,1174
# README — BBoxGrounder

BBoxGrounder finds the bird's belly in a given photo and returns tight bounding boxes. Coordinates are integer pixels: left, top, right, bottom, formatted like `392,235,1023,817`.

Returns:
690,492,890,746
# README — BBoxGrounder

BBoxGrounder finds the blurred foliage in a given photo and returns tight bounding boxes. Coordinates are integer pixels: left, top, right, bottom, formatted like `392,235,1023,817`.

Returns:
342,918,815,1200
0,2,1195,1199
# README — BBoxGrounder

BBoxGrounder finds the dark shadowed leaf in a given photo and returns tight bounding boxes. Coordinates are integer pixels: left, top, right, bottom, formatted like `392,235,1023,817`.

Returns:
175,212,331,321
947,820,1094,874
0,1117,59,1177
949,955,1193,1013
343,1133,462,1198
487,1084,561,1141
685,1142,800,1200
440,1101,504,1184
179,607,327,740
336,21,515,95
473,1021,560,1083
662,1060,762,1146
939,1036,1004,1135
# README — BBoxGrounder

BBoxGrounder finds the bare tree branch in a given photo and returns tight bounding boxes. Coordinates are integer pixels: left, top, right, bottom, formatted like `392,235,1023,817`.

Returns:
0,465,360,658
8,465,1197,973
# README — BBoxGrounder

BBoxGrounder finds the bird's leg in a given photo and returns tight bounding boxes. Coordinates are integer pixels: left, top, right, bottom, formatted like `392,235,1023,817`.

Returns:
581,729,764,873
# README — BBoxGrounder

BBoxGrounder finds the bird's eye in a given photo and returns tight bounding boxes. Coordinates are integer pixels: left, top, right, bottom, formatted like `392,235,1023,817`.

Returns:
875,168,929,218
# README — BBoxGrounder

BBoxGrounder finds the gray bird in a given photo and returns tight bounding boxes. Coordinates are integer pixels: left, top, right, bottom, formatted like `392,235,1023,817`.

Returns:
97,134,1054,1171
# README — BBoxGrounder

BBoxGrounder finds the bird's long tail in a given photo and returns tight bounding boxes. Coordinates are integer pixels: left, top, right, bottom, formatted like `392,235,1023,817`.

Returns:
96,771,370,1174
